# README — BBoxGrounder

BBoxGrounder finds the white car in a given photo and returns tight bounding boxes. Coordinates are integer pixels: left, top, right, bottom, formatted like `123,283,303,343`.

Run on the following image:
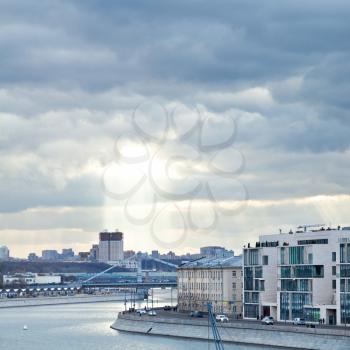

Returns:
293,318,306,326
136,309,146,315
148,310,157,316
215,314,229,322
261,316,274,325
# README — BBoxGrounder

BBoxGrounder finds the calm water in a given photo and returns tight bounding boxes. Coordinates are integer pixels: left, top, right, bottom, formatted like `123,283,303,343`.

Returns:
0,290,279,350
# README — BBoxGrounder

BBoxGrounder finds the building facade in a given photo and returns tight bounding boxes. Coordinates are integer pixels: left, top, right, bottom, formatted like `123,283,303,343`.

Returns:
243,226,350,325
42,250,59,260
98,230,124,262
3,273,61,286
177,256,243,316
200,246,234,258
0,245,10,260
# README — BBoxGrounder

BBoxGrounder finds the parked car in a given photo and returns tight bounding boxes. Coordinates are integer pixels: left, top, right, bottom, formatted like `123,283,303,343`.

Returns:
163,305,172,311
261,316,274,325
215,314,229,322
148,310,157,316
293,318,306,326
136,309,146,315
190,311,204,318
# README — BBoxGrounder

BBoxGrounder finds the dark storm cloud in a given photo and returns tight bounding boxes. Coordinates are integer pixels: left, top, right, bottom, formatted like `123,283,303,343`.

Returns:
0,0,349,90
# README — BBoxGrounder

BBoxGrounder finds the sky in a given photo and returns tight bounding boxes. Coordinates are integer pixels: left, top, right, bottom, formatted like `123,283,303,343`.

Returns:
1,0,350,258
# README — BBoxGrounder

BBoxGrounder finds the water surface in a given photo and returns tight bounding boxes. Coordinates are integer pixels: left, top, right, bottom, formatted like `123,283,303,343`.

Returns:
0,290,289,350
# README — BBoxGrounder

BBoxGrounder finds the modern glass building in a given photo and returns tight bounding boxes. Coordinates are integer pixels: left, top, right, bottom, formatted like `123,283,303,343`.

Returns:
243,226,350,325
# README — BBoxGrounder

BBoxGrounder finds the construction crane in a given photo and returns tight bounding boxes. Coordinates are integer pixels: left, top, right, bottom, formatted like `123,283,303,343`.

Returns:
208,302,224,350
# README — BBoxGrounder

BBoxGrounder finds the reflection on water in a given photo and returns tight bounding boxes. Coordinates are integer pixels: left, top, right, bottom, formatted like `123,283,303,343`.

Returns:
0,289,286,350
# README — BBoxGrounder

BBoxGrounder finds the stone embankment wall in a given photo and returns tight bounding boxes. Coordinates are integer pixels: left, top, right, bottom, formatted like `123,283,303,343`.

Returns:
0,294,137,308
112,313,350,350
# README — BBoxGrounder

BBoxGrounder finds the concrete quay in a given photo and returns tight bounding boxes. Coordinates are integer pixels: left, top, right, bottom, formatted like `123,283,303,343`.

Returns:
0,294,140,308
111,311,350,350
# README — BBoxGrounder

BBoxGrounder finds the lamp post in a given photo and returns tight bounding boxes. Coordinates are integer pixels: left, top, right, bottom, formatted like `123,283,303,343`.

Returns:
151,288,154,311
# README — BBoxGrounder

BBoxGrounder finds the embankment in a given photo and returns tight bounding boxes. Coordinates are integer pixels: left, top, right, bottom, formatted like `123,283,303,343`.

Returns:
111,312,350,350
0,294,139,308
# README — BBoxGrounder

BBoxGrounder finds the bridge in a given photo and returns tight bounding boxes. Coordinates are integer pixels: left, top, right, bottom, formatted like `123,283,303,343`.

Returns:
81,281,176,288
74,254,179,290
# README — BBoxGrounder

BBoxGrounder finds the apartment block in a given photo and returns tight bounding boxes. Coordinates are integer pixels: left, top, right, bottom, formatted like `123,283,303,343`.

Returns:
98,230,124,262
243,226,350,325
177,256,243,316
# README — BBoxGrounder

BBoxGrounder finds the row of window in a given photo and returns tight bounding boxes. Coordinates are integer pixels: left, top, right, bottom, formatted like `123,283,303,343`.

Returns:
280,279,311,292
280,292,312,320
244,291,259,304
297,239,328,245
244,266,263,278
244,277,265,291
280,265,324,278
178,293,226,300
179,270,224,279
179,282,224,291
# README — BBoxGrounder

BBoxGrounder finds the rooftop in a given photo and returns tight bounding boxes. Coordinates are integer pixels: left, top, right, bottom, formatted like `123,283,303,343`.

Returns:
178,255,242,269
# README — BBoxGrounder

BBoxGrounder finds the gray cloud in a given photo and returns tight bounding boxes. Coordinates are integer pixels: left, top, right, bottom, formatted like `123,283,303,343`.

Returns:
1,1,350,256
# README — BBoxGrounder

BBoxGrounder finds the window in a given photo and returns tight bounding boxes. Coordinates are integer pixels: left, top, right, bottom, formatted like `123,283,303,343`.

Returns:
281,279,310,292
332,266,336,276
262,255,268,265
308,253,313,264
332,280,336,289
304,308,320,322
244,267,254,290
332,252,336,262
280,247,286,265
244,304,259,318
340,264,350,277
244,249,259,265
280,293,290,320
340,279,346,292
340,244,346,263
289,246,304,264
281,266,291,278
260,280,265,291
232,282,236,289
340,294,350,324
255,266,262,278
297,239,328,245
232,270,236,277
281,279,297,291
291,293,312,319
294,265,324,278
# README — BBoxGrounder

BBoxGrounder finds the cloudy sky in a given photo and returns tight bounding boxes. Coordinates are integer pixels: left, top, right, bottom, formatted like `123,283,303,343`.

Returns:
1,0,350,258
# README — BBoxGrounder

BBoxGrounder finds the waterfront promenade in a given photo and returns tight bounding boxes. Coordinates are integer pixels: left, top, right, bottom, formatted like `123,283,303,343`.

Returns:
112,310,350,350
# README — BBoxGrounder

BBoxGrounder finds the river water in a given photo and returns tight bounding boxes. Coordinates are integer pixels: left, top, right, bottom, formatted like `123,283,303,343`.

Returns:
0,289,285,350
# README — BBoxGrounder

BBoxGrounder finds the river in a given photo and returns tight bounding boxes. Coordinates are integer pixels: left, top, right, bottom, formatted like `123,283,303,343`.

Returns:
0,289,286,350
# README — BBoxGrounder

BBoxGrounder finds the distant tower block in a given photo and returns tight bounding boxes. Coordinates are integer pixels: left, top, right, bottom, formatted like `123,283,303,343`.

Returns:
98,230,124,262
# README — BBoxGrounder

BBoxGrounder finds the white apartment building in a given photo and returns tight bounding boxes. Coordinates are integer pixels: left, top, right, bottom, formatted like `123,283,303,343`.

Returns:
3,273,61,286
177,256,243,316
98,230,124,262
243,226,350,325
